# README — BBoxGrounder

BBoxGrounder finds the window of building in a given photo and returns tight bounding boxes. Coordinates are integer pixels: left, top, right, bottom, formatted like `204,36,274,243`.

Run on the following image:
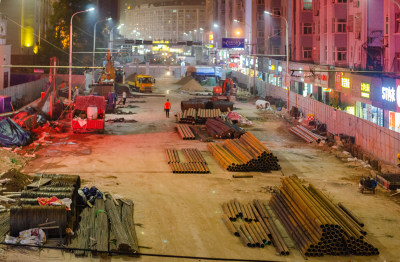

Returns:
386,16,389,35
273,8,281,16
303,0,312,10
272,47,281,54
257,0,264,5
336,47,347,61
396,53,400,71
273,26,281,36
303,23,313,34
336,19,347,32
324,19,327,33
303,47,313,59
396,13,400,33
258,31,265,37
257,14,264,21
337,0,347,3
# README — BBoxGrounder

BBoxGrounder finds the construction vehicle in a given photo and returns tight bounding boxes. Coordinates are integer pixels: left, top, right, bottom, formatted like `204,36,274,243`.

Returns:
128,73,154,93
186,66,222,82
212,78,237,101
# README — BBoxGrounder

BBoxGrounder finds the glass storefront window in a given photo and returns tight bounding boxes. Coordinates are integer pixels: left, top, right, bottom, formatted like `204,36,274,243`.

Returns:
389,111,400,133
303,83,312,97
356,101,384,127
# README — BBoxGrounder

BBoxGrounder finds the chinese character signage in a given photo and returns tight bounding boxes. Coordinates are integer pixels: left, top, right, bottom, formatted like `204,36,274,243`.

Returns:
222,38,245,48
341,77,350,88
374,78,397,111
361,82,370,99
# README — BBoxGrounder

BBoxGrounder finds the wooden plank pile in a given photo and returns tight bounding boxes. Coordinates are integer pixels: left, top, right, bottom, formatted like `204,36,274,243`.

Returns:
221,199,289,255
176,124,195,140
270,176,379,257
206,118,245,139
166,148,210,174
207,132,280,172
71,193,139,256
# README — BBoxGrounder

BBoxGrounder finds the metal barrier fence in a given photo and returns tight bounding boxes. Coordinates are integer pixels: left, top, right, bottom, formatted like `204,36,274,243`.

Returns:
232,70,400,166
0,78,48,102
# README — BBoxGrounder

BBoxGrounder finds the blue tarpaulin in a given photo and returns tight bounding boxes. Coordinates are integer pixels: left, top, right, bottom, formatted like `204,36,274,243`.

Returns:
0,118,31,147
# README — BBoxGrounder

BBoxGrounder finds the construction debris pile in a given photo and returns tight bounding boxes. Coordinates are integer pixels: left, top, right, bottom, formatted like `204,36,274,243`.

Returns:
176,109,222,124
0,173,138,257
166,148,209,174
176,124,195,140
289,125,326,143
208,133,280,172
206,118,246,139
270,176,379,257
221,199,289,255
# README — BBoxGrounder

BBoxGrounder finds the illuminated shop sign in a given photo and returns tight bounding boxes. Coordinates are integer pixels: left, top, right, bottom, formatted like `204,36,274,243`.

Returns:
382,86,396,102
341,77,350,88
361,82,370,99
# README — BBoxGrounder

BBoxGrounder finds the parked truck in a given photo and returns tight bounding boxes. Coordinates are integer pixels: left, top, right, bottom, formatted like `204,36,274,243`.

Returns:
185,66,222,83
128,73,154,93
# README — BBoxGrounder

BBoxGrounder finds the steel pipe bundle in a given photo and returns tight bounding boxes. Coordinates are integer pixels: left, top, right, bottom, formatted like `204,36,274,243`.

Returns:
270,176,379,257
197,108,222,124
206,118,245,139
289,125,326,143
166,148,210,174
176,108,197,124
207,132,280,172
176,124,195,140
221,199,289,255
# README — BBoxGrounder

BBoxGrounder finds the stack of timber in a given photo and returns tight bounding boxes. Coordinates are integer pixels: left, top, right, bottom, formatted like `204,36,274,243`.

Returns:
221,199,289,255
208,132,280,172
71,194,138,256
270,176,379,257
206,118,245,139
176,124,195,140
289,125,326,143
197,109,222,124
176,108,197,124
166,148,209,174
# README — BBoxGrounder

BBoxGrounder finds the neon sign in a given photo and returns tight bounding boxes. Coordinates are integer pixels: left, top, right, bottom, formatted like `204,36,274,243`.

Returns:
382,86,396,102
361,82,370,99
341,77,350,88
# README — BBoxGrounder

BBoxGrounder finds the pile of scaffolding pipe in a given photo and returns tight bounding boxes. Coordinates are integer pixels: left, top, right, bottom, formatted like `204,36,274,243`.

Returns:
197,108,222,123
176,108,197,124
176,124,195,140
207,132,280,172
289,125,326,143
270,175,379,257
221,199,289,255
166,148,210,174
206,118,245,139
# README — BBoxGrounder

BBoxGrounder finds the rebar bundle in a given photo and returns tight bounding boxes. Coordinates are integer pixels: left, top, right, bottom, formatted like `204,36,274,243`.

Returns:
207,132,280,172
166,148,210,174
221,199,289,255
270,176,379,257
176,124,195,140
206,118,245,139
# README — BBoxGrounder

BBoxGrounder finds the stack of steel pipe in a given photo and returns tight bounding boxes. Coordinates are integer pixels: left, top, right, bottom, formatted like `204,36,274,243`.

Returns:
270,176,379,257
197,108,222,124
207,132,280,172
205,118,245,139
166,148,209,174
289,125,326,143
176,124,195,140
221,199,289,255
176,108,197,124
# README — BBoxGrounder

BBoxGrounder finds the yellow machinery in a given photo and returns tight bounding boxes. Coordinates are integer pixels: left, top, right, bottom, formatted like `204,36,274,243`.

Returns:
128,74,154,93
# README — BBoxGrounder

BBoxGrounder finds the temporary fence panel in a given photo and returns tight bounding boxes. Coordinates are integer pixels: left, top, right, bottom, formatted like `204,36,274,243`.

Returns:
0,78,48,102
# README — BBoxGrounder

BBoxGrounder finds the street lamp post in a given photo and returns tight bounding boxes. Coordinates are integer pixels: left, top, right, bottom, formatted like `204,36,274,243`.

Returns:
92,17,112,84
265,11,290,110
109,24,124,52
69,7,95,103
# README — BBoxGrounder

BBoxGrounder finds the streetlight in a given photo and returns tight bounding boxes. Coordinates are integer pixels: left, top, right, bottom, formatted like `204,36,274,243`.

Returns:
69,7,95,103
92,17,112,84
264,11,290,110
109,24,124,51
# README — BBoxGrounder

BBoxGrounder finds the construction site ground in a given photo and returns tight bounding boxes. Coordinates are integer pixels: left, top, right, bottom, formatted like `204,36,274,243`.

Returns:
2,76,400,262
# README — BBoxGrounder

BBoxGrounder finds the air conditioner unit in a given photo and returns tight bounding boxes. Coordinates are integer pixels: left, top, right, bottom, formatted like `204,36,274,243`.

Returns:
383,36,388,47
314,9,319,16
332,0,336,3
354,0,360,7
316,35,320,41
355,32,361,39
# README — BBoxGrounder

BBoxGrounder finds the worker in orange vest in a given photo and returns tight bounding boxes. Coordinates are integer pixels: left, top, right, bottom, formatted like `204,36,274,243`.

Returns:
164,99,171,118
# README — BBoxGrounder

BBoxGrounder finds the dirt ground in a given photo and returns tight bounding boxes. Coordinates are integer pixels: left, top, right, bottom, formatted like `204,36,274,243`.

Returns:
2,76,400,262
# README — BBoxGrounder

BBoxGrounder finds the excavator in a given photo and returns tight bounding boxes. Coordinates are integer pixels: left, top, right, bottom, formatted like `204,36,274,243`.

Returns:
212,78,237,101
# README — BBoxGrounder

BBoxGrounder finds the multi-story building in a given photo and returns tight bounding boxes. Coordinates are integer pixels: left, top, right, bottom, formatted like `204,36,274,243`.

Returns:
0,15,11,89
0,0,56,63
120,0,206,42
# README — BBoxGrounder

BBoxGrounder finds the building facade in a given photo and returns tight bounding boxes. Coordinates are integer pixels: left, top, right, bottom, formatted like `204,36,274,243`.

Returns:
120,1,206,42
0,15,11,89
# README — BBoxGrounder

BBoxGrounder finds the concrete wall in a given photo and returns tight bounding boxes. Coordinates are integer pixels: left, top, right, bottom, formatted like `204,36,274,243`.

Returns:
232,70,400,166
